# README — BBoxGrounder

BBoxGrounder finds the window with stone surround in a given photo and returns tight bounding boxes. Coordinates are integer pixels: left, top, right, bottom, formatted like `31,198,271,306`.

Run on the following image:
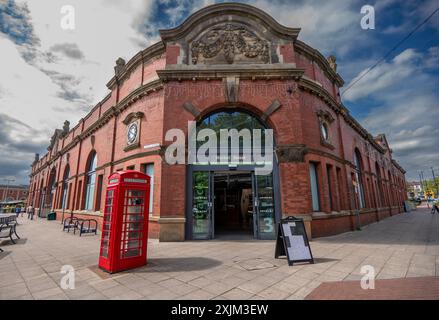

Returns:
84,151,97,211
141,163,154,216
309,162,321,211
316,109,334,149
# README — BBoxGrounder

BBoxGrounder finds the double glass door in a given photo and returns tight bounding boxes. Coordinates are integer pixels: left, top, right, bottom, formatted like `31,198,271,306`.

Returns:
191,171,276,240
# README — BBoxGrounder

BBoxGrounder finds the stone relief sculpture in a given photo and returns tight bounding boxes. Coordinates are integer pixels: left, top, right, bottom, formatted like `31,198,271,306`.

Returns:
327,55,337,72
191,24,270,65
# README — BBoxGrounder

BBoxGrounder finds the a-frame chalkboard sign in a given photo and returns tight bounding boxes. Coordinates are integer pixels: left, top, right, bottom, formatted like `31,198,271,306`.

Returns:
275,216,314,266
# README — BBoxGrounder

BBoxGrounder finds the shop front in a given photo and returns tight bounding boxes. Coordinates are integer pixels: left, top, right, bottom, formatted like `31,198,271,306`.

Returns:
186,109,281,240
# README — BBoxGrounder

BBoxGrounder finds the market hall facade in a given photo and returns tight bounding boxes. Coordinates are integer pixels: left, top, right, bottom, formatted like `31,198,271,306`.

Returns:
27,3,407,242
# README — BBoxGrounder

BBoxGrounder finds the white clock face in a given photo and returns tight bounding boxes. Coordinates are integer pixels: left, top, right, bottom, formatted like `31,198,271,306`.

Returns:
127,123,138,143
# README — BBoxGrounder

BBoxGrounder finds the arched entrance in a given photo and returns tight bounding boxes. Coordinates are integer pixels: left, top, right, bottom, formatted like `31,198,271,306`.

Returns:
186,109,281,240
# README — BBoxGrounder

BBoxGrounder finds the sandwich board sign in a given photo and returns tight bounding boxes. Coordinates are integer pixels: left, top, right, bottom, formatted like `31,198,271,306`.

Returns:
275,216,314,266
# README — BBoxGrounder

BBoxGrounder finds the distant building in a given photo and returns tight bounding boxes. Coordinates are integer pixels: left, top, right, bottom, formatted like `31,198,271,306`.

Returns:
0,184,28,202
406,181,422,197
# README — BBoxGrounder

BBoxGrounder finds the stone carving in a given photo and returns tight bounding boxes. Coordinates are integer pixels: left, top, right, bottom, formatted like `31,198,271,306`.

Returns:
261,99,282,121
224,76,239,102
48,129,63,151
191,24,269,65
90,135,95,147
276,145,308,163
183,102,201,117
62,120,70,136
114,57,126,76
316,109,335,123
327,55,337,72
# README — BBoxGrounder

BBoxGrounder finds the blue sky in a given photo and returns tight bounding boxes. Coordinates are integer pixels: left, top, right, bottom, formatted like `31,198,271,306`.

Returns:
0,0,438,185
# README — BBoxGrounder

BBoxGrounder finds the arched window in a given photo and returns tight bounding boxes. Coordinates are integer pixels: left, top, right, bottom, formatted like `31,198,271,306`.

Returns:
197,109,268,164
375,162,383,207
388,170,393,205
84,152,97,211
353,149,365,209
61,165,70,210
48,168,57,210
321,122,329,141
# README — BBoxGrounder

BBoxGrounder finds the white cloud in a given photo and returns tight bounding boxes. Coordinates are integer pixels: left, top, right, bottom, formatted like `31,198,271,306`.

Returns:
342,49,422,101
0,0,155,183
354,48,439,181
0,0,437,185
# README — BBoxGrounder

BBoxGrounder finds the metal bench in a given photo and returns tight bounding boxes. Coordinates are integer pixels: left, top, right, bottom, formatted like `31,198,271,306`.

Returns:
0,214,20,251
63,217,81,233
0,224,15,252
74,219,98,236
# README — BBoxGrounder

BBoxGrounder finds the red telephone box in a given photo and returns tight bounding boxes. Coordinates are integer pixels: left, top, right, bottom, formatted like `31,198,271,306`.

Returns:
98,170,150,273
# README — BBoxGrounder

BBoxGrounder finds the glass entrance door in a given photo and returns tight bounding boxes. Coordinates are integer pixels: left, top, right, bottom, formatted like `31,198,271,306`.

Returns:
192,171,213,239
191,170,276,240
253,172,276,239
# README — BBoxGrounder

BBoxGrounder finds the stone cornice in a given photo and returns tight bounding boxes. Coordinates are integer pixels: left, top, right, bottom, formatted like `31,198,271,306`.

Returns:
106,41,165,89
294,40,344,87
157,64,305,81
159,3,301,42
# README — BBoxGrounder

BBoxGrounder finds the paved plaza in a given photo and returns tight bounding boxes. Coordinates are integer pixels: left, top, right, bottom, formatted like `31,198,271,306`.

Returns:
0,205,438,300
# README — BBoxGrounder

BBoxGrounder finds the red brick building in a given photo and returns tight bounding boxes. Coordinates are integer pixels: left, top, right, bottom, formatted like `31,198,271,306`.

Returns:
0,184,28,202
27,3,406,241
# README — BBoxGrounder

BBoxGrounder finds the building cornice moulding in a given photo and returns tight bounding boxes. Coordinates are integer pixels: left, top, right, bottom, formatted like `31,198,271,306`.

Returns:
294,40,344,87
159,3,301,43
157,64,304,81
106,41,165,89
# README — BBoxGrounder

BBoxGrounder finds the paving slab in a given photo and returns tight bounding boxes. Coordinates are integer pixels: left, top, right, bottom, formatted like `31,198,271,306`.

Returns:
0,205,438,299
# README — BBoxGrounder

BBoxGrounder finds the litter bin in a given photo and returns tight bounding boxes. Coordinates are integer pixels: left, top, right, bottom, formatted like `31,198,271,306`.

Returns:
47,211,56,221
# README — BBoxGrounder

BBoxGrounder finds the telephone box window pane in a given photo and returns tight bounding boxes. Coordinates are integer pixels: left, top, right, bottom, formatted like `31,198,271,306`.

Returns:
121,249,141,258
101,189,114,259
120,189,145,259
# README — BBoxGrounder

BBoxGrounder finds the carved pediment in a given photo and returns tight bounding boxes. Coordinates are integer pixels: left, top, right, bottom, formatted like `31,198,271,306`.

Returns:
191,24,270,65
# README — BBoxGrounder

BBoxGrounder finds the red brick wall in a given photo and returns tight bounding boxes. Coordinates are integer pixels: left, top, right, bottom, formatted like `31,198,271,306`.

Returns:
28,16,407,241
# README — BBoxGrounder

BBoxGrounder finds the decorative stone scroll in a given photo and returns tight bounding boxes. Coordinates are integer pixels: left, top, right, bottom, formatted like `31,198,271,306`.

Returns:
191,24,270,65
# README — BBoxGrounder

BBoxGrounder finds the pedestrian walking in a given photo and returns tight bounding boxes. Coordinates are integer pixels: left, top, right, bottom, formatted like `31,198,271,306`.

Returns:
15,204,21,217
432,200,439,214
27,205,35,220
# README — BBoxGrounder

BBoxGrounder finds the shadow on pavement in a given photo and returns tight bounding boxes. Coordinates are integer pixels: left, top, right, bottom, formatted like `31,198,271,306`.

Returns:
0,238,28,246
0,250,11,260
313,257,340,264
132,257,222,273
